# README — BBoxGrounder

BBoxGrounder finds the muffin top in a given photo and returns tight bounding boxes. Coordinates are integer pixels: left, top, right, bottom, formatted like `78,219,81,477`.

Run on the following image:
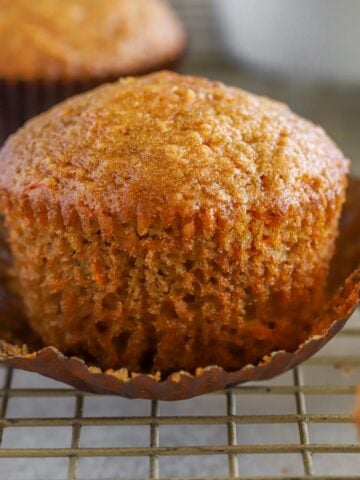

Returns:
0,71,349,232
0,0,185,81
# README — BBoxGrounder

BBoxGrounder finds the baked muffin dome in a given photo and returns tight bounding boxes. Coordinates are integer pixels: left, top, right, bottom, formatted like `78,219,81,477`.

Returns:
0,0,185,81
0,72,349,374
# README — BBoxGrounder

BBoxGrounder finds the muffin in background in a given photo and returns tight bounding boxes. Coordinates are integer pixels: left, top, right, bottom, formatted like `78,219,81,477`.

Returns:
0,72,349,375
0,0,186,143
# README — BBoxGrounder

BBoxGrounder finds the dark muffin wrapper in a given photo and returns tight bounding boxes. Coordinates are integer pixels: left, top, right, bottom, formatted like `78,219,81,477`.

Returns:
0,52,186,145
0,178,359,400
0,78,107,145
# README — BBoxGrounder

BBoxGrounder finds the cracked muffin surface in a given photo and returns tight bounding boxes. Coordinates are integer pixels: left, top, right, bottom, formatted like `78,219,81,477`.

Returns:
0,71,349,374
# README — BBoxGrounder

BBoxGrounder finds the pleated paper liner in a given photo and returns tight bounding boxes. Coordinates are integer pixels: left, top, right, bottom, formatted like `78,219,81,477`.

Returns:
0,78,99,145
0,177,359,400
0,54,186,146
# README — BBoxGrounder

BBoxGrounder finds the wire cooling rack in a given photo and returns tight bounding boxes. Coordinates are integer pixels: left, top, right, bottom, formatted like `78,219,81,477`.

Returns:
1,1,360,479
1,308,360,480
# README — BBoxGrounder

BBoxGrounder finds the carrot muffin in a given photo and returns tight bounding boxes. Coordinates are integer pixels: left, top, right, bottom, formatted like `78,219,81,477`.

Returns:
0,72,349,375
0,0,185,140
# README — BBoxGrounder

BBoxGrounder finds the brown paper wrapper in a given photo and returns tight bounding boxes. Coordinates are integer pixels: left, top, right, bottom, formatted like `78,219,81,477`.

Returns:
0,78,101,144
0,178,359,400
0,56,185,145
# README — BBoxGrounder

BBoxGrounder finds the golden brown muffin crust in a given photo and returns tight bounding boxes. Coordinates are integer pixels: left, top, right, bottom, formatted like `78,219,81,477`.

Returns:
0,72,348,230
0,72,350,374
0,72,348,227
0,0,185,81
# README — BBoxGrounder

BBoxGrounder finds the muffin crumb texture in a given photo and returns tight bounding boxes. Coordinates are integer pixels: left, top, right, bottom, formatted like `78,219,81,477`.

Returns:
0,72,349,374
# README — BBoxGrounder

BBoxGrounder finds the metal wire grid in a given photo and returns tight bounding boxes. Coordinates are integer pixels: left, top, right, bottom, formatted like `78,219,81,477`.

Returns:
170,0,222,66
0,310,360,480
0,2,359,479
